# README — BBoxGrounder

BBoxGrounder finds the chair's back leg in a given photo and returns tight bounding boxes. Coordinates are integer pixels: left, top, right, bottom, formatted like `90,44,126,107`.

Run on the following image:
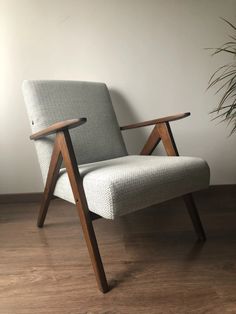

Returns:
58,130,109,293
37,137,63,228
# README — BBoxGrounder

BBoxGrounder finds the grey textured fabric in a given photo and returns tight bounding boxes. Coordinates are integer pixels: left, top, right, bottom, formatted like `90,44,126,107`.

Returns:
22,80,210,220
22,80,127,181
53,155,210,219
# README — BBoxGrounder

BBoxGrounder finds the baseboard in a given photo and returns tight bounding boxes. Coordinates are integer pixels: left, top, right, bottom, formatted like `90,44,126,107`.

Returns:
196,184,236,196
208,184,236,192
0,185,235,204
0,193,43,204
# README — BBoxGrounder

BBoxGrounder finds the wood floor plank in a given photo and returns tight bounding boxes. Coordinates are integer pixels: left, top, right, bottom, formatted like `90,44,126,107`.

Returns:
0,190,236,313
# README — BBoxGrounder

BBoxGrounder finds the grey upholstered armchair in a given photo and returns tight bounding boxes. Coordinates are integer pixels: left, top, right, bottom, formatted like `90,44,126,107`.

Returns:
22,80,210,293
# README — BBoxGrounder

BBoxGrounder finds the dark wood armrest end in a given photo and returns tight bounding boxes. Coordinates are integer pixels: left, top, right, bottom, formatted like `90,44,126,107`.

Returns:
30,118,87,140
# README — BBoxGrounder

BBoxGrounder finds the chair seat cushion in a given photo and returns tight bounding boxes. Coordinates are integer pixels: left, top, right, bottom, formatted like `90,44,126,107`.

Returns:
53,155,210,219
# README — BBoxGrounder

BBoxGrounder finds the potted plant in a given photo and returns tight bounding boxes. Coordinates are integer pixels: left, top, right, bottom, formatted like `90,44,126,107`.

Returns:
208,18,236,134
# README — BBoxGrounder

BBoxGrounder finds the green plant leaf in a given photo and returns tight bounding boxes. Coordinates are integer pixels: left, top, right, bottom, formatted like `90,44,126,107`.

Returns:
220,17,236,31
208,18,236,135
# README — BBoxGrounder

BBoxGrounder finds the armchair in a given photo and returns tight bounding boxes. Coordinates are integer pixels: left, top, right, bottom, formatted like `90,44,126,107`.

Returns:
23,80,209,293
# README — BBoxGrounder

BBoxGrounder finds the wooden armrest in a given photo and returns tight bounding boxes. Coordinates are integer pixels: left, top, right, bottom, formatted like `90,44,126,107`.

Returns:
30,118,87,140
120,112,190,130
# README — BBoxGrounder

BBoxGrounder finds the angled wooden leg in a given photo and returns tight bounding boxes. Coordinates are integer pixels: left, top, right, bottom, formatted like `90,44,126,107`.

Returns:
156,122,179,156
183,194,206,241
140,124,161,155
37,136,63,228
58,130,109,293
157,122,206,241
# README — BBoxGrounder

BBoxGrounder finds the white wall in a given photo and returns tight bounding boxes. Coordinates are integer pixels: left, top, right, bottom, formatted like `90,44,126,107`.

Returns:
1,0,236,194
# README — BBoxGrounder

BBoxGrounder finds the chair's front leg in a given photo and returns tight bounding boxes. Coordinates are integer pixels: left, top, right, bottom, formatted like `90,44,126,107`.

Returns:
37,135,63,228
156,122,179,156
140,124,161,155
145,121,206,242
183,194,206,241
58,130,109,293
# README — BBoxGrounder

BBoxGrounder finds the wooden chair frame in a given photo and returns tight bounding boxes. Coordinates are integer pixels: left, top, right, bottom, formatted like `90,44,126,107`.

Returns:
30,112,206,293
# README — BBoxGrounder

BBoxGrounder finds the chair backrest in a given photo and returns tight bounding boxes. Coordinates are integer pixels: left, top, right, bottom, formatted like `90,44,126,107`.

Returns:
22,80,127,181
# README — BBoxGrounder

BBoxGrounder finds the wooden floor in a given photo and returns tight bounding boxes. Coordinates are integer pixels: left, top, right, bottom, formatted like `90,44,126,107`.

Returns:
1,188,236,313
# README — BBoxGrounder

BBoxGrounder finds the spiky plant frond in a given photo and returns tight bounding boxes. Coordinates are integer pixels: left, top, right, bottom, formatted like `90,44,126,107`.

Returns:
208,18,236,135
